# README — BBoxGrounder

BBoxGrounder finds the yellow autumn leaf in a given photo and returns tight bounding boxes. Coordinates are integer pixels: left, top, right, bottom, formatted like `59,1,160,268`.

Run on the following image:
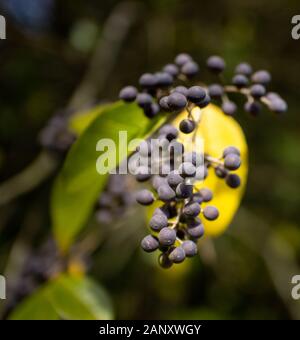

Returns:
172,103,248,236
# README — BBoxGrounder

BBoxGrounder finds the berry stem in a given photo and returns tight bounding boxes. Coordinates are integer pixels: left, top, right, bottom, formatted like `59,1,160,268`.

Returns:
176,237,183,245
221,92,231,104
260,96,272,107
205,155,223,166
224,85,253,102
169,206,182,229
191,107,203,144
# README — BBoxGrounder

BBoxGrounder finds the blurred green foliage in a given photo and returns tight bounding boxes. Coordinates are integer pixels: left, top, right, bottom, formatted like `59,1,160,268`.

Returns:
52,101,165,250
9,274,113,320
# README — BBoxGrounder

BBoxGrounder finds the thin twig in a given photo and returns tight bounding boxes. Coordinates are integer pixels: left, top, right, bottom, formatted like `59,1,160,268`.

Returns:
205,155,223,166
0,152,57,206
68,1,142,109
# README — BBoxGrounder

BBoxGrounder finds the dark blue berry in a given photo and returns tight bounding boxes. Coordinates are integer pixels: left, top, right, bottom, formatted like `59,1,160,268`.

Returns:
208,84,224,99
250,84,266,98
181,61,199,78
187,86,206,103
235,62,252,76
163,63,179,77
179,119,195,134
139,73,157,88
244,101,262,116
156,72,173,87
197,94,211,108
167,170,184,188
136,166,151,182
149,214,168,231
159,253,173,268
203,206,219,220
183,202,201,217
175,53,192,66
176,183,193,198
158,227,176,246
136,189,155,205
158,184,176,202
199,188,213,202
215,166,227,178
153,206,169,217
223,146,240,158
224,154,241,170
141,235,159,252
232,74,249,88
222,101,237,116
226,174,241,188
137,93,152,108
98,193,113,208
182,240,198,257
119,86,138,102
269,98,288,113
159,96,170,111
251,70,271,85
187,217,202,228
179,162,196,177
266,92,280,101
207,55,225,73
144,103,160,118
167,92,187,111
169,247,186,263
187,224,204,238
172,86,188,97
159,124,178,141
191,193,204,204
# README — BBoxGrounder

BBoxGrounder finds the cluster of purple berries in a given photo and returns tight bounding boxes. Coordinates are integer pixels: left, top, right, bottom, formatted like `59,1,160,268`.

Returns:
207,59,287,116
206,146,242,189
118,53,275,268
4,240,62,316
39,111,76,153
131,121,243,268
96,174,135,225
119,53,210,118
119,53,287,118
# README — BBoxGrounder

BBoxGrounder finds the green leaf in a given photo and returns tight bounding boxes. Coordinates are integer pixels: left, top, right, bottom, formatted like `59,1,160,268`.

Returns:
9,274,113,320
9,289,59,320
69,102,112,136
51,101,165,251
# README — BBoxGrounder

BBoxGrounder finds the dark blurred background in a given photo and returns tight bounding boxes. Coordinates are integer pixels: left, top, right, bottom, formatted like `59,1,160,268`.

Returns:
0,0,300,320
